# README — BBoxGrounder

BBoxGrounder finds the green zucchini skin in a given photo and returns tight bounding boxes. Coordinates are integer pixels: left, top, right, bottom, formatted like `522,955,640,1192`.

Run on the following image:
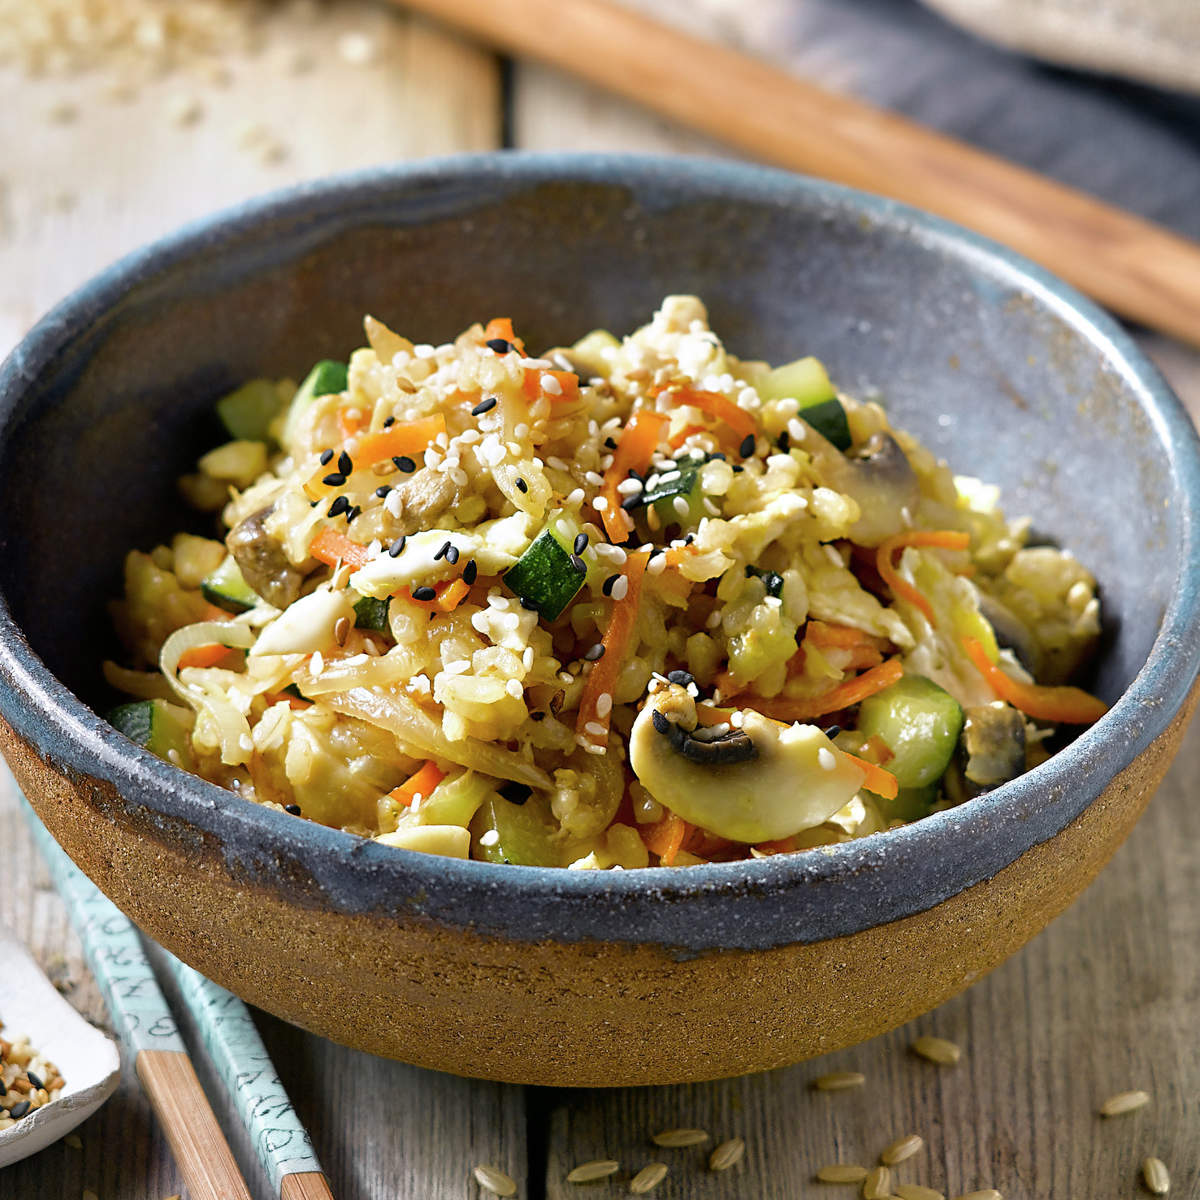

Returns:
857,674,965,791
353,594,391,631
201,557,259,613
282,359,348,446
216,379,283,442
503,528,587,621
107,699,193,768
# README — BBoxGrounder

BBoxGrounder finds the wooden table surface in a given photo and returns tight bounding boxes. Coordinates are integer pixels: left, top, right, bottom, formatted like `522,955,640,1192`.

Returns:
1,3,1198,1198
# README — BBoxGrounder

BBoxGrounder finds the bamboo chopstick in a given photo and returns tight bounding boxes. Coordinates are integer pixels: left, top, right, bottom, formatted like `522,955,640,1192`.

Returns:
393,0,1200,351
20,796,333,1200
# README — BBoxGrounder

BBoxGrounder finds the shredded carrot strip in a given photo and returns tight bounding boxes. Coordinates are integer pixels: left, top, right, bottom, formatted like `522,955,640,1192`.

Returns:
746,657,904,722
843,644,885,670
388,761,447,807
962,637,1108,724
310,527,370,570
668,422,708,450
406,579,471,613
265,691,312,710
840,749,900,800
805,620,887,651
752,836,798,856
178,644,238,670
523,367,580,403
354,414,447,466
876,530,971,625
600,412,668,541
484,317,525,354
576,552,649,746
665,386,756,442
860,733,894,765
640,810,689,866
337,407,367,441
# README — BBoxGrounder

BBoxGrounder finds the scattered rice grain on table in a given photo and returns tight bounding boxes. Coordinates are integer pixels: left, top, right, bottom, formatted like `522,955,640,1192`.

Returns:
912,1036,962,1065
814,1070,866,1091
472,1164,517,1197
882,1133,925,1164
1099,1088,1150,1116
566,1159,620,1183
709,1137,746,1171
896,1185,946,1200
816,1163,869,1183
630,1162,669,1193
952,1190,1002,1200
1142,1156,1170,1195
863,1165,892,1199
651,1127,709,1147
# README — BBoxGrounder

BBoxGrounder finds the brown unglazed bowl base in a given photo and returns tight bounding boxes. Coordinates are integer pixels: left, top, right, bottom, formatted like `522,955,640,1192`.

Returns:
3,680,1195,1087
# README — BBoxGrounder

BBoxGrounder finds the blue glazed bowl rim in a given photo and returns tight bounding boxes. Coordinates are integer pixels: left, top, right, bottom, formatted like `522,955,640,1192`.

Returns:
2,151,1198,948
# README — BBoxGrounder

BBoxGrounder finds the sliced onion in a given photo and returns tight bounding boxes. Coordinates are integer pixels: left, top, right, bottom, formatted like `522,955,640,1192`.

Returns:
321,686,550,790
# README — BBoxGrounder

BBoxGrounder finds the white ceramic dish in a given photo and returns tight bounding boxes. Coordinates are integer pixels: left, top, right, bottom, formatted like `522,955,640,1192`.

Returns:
0,926,120,1168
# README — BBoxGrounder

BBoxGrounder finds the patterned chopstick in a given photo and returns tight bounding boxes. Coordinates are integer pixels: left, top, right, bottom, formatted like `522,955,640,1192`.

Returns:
20,794,332,1200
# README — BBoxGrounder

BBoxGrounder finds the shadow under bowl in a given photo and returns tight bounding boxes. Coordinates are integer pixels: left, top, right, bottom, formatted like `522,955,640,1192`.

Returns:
1,153,1198,1085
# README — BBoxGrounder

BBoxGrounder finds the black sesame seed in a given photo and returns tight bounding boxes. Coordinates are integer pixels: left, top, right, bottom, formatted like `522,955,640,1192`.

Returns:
731,463,745,474
319,448,334,466
573,532,588,555
530,711,546,721
520,597,540,611
388,535,407,558
346,505,362,524
446,545,460,565
338,450,353,476
393,455,416,473
498,781,532,805
604,436,618,449
709,451,727,461
485,338,512,354
462,559,478,585
328,496,350,518
471,396,498,416
10,1100,30,1119
621,493,642,512
0,1079,6,1096
739,433,756,458
685,534,696,545
779,430,791,453
601,574,619,597
822,725,842,739
309,500,318,508
375,485,392,498
569,554,586,574
434,540,451,561
284,804,302,816
412,585,437,602
25,1071,43,1091
583,643,606,662
666,669,695,687
515,477,529,494
322,472,347,487
383,416,396,428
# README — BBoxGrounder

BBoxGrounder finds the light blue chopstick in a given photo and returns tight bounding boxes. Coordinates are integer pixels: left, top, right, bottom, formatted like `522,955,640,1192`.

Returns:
20,792,330,1199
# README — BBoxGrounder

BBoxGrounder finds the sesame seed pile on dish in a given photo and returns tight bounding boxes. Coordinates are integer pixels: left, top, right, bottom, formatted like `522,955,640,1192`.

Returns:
105,296,1107,868
0,1022,65,1128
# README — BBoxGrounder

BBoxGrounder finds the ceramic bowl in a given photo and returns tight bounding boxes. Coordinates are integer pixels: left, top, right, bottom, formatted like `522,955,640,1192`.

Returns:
0,154,1197,1086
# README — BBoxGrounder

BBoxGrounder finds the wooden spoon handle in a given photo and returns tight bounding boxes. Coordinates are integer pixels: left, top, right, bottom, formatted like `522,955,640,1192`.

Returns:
396,0,1200,349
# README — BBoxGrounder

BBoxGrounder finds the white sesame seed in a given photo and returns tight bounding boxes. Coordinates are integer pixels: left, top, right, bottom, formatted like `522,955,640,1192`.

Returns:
611,575,630,601
585,721,607,738
818,747,837,771
566,488,585,506
730,711,745,728
584,470,604,487
672,496,691,518
541,373,562,395
617,478,644,496
787,417,808,443
513,422,530,439
505,679,524,699
646,554,667,576
443,659,472,676
479,830,500,848
824,543,843,568
546,457,570,471
310,651,324,676
593,496,609,511
596,693,613,718
522,647,535,671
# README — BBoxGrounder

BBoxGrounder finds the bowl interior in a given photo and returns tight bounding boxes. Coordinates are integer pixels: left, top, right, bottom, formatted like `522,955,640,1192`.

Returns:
0,161,1178,713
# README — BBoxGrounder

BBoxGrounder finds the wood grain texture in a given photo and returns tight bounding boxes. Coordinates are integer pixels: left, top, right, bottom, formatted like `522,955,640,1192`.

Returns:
135,1049,255,1200
394,0,1200,348
280,1171,335,1200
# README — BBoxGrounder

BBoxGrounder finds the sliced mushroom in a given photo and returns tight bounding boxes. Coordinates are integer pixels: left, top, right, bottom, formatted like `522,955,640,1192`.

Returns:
807,431,920,546
628,684,869,843
227,505,306,608
961,703,1027,794
385,467,461,536
978,593,1040,675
